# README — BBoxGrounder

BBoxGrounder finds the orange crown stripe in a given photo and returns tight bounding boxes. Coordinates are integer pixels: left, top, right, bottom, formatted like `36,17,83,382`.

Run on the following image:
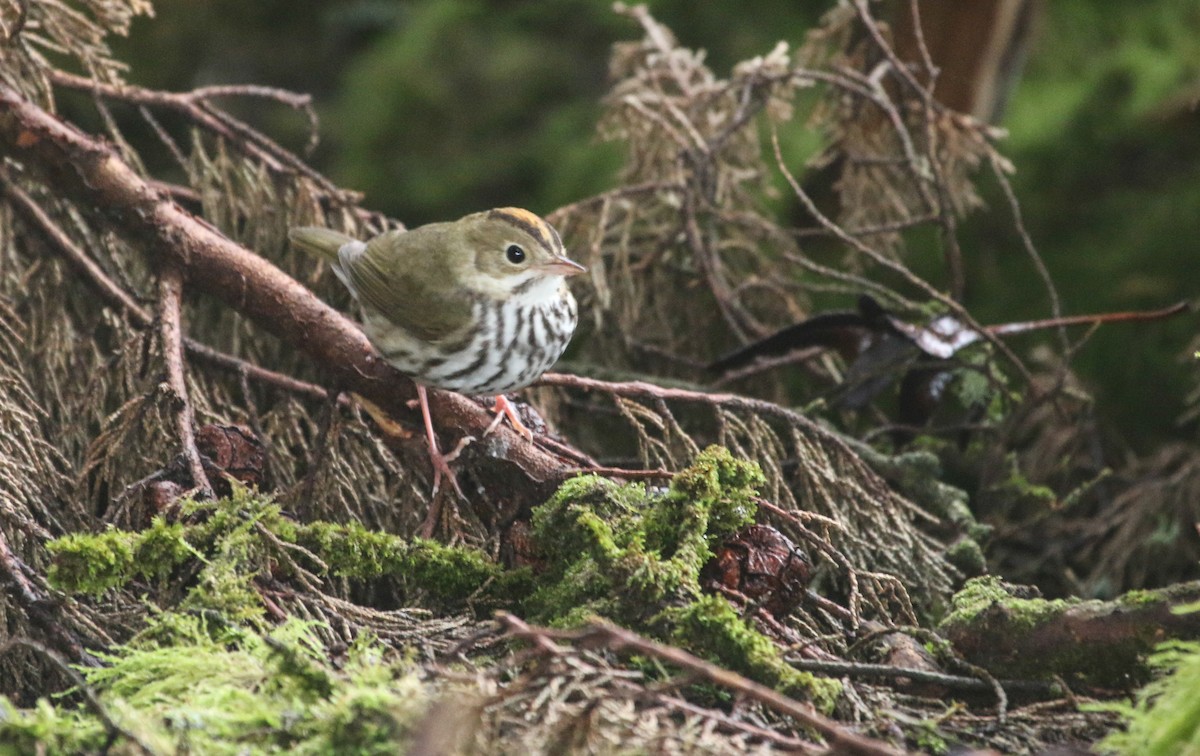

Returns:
490,207,555,250
494,207,543,228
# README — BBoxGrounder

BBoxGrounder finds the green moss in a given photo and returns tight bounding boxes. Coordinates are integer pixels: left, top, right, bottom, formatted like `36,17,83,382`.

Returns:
530,474,649,568
399,538,499,604
944,537,987,576
294,521,500,607
137,518,200,569
528,446,761,624
41,449,836,718
0,614,430,754
910,719,950,755
655,444,763,541
662,594,841,712
1099,637,1200,756
46,529,137,595
1119,589,1160,607
47,488,503,615
47,517,195,596
525,446,835,704
938,578,1188,687
939,576,1072,631
294,519,409,578
0,697,103,754
976,452,1058,520
182,557,265,622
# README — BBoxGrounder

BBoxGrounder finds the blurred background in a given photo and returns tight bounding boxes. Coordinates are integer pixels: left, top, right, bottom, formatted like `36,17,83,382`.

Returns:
110,0,1199,451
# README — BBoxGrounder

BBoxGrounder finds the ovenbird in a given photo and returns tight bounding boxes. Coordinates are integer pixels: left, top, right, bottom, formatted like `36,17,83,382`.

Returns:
290,208,586,495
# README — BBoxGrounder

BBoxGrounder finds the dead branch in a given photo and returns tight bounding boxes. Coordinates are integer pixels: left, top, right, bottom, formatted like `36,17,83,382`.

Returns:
158,266,214,498
499,612,907,756
986,301,1190,336
555,465,674,481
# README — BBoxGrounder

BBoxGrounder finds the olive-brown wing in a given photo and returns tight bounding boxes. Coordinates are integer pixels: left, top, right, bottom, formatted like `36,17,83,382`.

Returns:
341,227,474,344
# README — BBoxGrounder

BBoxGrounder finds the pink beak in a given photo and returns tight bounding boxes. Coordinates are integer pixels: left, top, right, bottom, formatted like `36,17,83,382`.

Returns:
540,257,588,276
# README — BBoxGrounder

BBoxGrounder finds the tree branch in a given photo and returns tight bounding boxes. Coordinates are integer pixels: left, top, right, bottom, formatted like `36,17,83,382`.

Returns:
158,266,215,498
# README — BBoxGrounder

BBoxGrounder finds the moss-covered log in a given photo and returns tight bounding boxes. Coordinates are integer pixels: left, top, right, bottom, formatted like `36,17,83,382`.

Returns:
939,577,1200,689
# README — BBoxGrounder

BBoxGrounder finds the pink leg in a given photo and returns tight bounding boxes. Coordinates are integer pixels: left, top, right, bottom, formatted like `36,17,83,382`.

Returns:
417,384,465,498
485,395,534,442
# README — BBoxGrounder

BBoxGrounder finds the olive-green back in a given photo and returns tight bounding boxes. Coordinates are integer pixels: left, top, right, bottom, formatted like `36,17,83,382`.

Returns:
342,226,474,344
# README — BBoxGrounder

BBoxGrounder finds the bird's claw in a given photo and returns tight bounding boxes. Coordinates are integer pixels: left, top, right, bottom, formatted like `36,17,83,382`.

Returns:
486,395,535,442
430,433,474,498
428,450,465,500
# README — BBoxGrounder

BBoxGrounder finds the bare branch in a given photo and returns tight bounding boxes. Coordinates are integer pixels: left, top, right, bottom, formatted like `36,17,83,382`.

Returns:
158,266,215,498
49,70,342,201
499,613,907,756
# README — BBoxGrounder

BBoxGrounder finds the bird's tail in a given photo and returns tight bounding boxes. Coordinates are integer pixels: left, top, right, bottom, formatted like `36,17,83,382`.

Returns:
288,227,356,261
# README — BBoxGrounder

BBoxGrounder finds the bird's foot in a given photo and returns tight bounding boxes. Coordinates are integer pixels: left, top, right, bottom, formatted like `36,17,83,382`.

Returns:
428,434,473,500
419,434,476,537
485,395,535,442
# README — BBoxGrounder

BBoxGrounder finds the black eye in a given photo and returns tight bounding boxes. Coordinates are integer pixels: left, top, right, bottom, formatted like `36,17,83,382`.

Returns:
505,244,526,264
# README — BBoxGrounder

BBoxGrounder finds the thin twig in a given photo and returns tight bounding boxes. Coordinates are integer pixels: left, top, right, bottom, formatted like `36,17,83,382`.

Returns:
49,70,342,201
556,465,675,481
788,658,1059,698
856,0,966,300
792,214,940,239
499,613,907,756
1,176,330,402
158,267,215,499
546,180,681,226
0,637,156,755
986,151,1067,349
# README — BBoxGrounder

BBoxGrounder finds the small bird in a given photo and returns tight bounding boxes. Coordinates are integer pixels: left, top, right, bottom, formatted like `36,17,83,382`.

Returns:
291,208,586,496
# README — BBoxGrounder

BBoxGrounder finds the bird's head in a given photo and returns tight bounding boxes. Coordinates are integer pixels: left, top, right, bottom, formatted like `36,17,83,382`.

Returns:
455,208,586,300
